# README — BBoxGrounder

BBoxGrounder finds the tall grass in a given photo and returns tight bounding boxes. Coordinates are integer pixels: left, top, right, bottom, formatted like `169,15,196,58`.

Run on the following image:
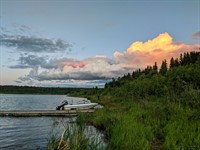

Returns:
47,123,104,150
164,108,200,149
75,96,200,149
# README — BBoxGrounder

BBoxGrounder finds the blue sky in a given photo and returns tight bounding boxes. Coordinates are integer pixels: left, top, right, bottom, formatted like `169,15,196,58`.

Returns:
0,0,199,87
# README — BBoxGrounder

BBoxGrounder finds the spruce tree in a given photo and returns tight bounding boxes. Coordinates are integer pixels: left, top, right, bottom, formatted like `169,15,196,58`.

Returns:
174,58,179,67
170,57,175,68
153,62,158,72
180,53,184,65
159,59,168,75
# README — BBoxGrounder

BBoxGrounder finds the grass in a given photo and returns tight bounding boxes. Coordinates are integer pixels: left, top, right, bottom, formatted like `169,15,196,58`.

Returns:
74,94,200,150
47,93,200,149
47,122,105,150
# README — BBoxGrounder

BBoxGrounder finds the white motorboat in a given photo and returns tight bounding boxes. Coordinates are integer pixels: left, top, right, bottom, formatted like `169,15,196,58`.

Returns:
63,102,98,110
56,100,98,110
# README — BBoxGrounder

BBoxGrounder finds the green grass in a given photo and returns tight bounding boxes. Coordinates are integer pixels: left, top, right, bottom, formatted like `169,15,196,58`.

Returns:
47,122,104,150
74,95,200,150
164,109,200,149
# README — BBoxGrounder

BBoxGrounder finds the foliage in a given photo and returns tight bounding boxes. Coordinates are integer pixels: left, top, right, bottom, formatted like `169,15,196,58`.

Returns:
47,123,104,150
159,59,168,75
105,51,200,88
70,51,200,149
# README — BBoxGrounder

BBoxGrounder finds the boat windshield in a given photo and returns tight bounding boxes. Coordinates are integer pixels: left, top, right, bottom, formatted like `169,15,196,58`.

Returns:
62,100,68,105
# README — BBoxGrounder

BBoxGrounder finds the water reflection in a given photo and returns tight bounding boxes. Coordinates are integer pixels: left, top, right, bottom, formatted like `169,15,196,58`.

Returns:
0,94,105,149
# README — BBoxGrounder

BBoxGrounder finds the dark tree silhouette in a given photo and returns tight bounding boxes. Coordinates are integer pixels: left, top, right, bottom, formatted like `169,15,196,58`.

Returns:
153,62,158,71
170,57,175,68
159,59,168,75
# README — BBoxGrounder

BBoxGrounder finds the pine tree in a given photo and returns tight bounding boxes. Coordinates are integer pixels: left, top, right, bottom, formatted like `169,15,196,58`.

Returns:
159,59,168,75
153,62,158,71
132,71,136,79
174,58,179,67
170,57,175,68
186,52,190,64
127,73,132,79
180,53,184,65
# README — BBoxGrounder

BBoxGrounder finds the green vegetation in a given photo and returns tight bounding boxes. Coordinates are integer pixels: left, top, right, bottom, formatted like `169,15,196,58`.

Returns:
70,52,200,149
48,121,104,150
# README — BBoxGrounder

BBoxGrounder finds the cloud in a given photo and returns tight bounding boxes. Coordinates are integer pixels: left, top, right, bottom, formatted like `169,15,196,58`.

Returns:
114,32,200,68
47,58,87,70
14,56,128,82
9,54,47,69
10,54,87,70
15,78,108,88
14,57,114,87
0,25,72,53
0,34,72,53
12,32,200,87
191,30,200,39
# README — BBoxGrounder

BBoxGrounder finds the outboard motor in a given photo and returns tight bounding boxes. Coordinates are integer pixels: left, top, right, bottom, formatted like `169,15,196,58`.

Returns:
56,101,68,110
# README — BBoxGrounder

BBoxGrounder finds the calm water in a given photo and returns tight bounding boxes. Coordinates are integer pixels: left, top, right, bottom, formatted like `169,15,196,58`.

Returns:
0,94,104,150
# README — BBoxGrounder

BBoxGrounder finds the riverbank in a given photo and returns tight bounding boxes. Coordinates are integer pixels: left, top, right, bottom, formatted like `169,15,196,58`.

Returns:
0,109,94,117
70,91,200,150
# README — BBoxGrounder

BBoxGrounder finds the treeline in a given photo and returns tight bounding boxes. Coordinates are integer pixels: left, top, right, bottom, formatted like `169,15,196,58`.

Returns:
105,51,200,88
80,51,200,109
0,85,86,95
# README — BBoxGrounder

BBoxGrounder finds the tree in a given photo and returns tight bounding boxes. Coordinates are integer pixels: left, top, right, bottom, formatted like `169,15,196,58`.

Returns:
153,62,158,72
105,83,108,88
132,71,136,79
127,73,132,79
186,52,190,64
180,53,184,65
144,65,153,75
159,59,168,75
170,57,175,68
174,58,179,67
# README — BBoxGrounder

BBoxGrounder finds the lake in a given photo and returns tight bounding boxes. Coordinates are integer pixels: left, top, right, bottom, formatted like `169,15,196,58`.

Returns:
0,94,104,149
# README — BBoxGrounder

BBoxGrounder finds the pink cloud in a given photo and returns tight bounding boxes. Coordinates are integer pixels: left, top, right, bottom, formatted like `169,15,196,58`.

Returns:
16,32,200,86
114,32,200,68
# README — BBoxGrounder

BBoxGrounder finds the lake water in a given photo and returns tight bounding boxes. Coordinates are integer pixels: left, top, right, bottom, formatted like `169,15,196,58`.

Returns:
0,94,104,150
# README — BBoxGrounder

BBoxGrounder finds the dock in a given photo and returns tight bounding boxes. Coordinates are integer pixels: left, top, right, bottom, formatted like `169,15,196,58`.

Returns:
0,109,95,117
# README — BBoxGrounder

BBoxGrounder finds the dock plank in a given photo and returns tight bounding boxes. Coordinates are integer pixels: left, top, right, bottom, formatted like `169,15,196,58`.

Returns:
0,109,94,117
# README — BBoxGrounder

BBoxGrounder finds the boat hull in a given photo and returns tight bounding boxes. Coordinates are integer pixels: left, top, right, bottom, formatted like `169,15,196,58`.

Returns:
63,103,98,110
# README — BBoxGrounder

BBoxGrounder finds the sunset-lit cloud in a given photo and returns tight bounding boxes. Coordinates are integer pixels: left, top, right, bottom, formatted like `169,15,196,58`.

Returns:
11,32,200,87
114,32,200,68
15,56,128,83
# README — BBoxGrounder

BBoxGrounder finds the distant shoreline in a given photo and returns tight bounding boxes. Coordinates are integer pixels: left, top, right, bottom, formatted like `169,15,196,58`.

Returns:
0,85,90,95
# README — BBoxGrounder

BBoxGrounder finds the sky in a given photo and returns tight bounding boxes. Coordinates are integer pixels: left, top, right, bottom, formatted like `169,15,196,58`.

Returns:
0,0,200,87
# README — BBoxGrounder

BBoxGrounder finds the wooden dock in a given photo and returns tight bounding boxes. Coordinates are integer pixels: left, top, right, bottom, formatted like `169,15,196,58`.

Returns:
0,109,95,117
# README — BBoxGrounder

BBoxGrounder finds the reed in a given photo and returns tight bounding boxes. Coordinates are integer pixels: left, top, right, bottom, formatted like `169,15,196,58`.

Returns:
47,123,104,150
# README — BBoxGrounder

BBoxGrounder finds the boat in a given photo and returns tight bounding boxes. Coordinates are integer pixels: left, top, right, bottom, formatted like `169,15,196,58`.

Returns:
63,103,98,110
56,100,98,110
